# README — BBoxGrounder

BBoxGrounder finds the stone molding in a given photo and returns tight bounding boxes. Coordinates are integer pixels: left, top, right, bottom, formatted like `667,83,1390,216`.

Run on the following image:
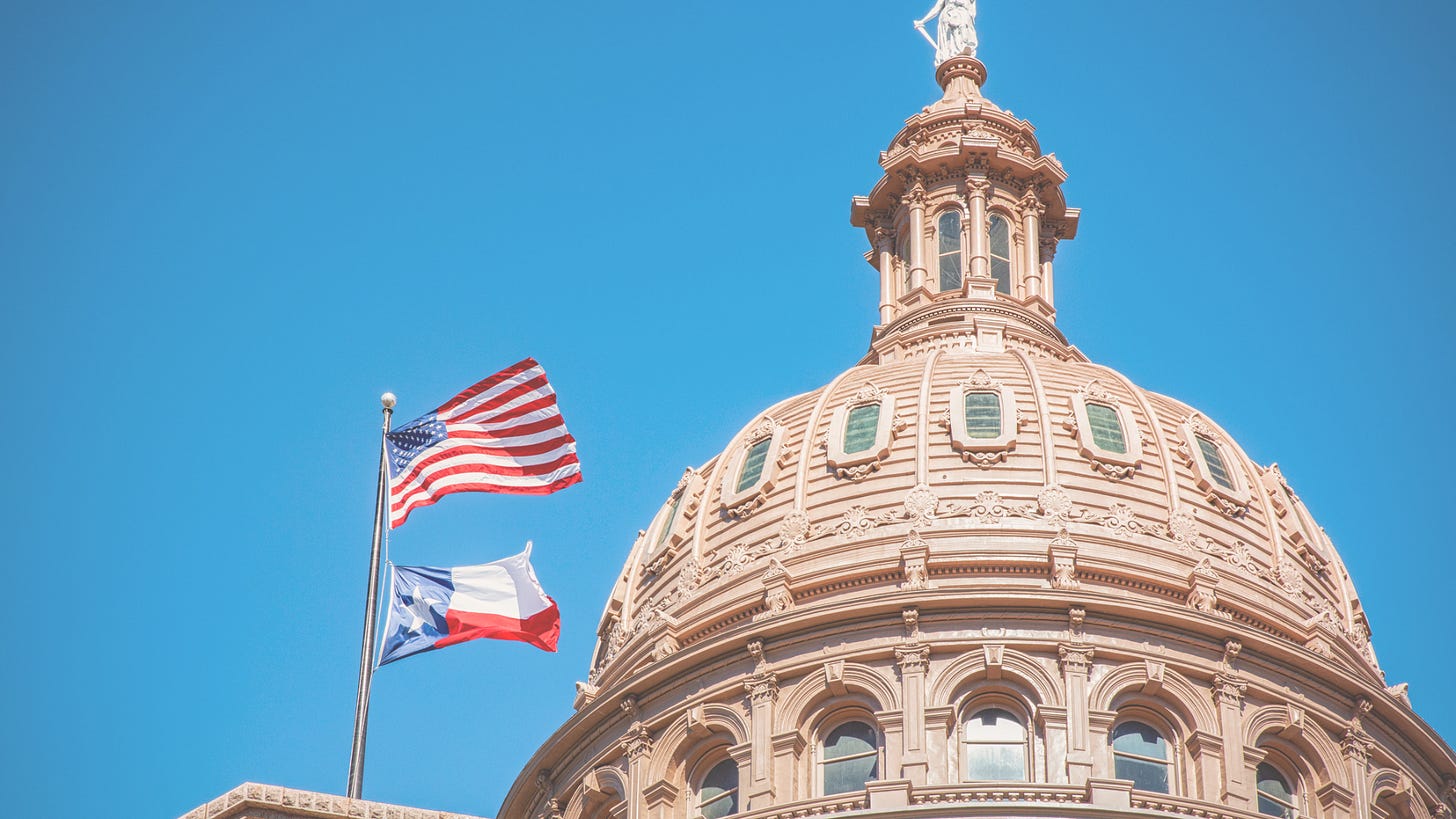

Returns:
178,783,486,819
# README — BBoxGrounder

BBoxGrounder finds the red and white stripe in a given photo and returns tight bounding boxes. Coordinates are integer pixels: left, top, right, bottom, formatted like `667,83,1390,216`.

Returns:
388,358,581,527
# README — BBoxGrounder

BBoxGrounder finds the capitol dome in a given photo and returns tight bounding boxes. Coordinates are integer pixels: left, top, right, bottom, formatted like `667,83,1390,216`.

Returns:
501,46,1455,819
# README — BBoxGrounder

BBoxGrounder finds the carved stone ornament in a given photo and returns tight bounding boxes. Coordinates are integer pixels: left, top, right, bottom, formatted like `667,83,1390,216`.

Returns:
744,671,779,704
1176,414,1251,517
946,370,1022,467
1064,380,1142,480
719,417,789,520
1048,531,1080,591
620,723,652,760
1213,672,1248,708
900,530,931,590
896,643,931,674
903,606,922,641
1058,643,1094,674
903,483,940,526
825,384,904,480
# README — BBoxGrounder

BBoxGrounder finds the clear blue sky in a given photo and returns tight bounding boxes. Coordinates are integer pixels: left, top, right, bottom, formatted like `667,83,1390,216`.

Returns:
2,2,1452,817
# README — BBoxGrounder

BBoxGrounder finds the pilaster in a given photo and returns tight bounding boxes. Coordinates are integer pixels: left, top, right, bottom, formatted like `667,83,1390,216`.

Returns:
895,642,931,784
1058,642,1095,785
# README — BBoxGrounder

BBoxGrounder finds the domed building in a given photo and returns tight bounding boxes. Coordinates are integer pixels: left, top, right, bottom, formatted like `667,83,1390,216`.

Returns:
181,16,1456,819
495,42,1456,819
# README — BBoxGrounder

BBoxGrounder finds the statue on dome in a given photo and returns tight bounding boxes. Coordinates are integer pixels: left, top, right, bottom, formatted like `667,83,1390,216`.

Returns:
914,0,978,65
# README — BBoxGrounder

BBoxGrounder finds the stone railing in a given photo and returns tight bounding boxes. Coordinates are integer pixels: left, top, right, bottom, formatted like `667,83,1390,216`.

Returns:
178,782,488,819
1130,792,1273,819
911,783,1088,806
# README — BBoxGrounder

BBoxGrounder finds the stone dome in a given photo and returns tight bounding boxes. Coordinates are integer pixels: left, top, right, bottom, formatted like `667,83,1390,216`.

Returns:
586,297,1375,696
503,54,1455,819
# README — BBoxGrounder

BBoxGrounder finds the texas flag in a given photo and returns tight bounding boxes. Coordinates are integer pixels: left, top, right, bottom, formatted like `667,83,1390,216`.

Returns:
378,545,560,666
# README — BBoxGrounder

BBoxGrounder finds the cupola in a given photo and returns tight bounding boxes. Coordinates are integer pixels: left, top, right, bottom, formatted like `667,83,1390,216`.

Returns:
851,57,1080,365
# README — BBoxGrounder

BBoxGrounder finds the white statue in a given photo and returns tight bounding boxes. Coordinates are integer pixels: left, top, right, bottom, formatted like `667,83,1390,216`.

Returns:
915,0,978,66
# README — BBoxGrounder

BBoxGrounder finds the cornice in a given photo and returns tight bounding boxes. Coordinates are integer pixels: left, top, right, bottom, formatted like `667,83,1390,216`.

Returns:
179,783,487,819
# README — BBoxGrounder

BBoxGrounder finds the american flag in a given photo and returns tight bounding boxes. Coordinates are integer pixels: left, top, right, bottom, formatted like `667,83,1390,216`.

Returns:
386,358,582,528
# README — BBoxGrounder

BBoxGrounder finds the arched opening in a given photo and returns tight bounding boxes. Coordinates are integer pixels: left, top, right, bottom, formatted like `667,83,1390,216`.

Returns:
962,707,1028,781
694,758,739,819
988,214,1013,295
820,720,880,795
937,211,963,292
1111,720,1171,793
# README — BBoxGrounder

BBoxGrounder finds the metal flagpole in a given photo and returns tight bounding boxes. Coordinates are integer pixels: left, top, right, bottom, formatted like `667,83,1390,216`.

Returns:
347,391,396,799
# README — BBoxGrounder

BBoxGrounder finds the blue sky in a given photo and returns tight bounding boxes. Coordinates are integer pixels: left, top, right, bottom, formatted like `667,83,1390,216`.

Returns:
2,2,1453,817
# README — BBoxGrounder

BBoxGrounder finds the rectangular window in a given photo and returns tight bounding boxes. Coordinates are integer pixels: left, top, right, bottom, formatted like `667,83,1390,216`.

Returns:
736,438,772,493
1114,755,1170,793
843,403,881,454
939,252,963,292
1086,403,1128,454
1196,435,1235,490
964,392,1002,439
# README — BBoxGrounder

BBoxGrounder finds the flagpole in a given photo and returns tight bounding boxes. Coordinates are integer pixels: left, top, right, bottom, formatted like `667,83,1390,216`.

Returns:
347,391,395,799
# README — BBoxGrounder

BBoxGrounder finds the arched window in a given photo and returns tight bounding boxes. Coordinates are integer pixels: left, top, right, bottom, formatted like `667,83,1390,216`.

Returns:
696,758,739,819
963,708,1028,781
1256,762,1297,819
897,229,913,292
1111,721,1171,793
988,214,1013,295
937,211,963,292
821,721,879,795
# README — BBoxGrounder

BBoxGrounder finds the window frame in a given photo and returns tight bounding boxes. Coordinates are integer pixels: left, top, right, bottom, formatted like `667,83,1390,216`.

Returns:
947,371,1019,465
1255,759,1299,819
815,717,883,797
691,754,742,819
826,386,898,479
987,211,1015,296
719,418,787,518
643,468,703,566
1068,384,1142,478
935,208,965,293
960,705,1031,782
1109,717,1176,795
1179,416,1252,513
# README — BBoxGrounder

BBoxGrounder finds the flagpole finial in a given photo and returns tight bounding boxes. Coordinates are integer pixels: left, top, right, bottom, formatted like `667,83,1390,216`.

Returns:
381,392,397,409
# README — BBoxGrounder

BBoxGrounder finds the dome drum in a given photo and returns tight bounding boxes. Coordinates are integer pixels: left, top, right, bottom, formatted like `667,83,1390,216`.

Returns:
502,33,1454,819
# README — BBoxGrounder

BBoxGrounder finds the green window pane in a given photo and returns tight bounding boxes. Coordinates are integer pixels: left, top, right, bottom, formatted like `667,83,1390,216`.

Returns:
698,759,739,819
1114,755,1170,793
939,252,963,291
1257,763,1295,819
965,744,1026,780
1112,722,1170,794
990,257,1012,295
989,216,1012,295
1086,402,1128,454
736,438,772,493
654,491,684,550
823,722,879,795
938,212,961,253
964,392,1002,439
1196,435,1235,490
843,403,881,455
964,710,1027,780
989,215,1011,256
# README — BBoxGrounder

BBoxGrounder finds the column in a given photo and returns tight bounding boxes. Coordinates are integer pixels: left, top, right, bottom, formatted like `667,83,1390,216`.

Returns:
1058,643,1095,785
873,222,895,323
1019,190,1045,298
907,182,928,291
895,644,931,784
744,671,779,809
966,176,991,282
1214,674,1250,808
620,724,653,819
1038,233,1058,305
